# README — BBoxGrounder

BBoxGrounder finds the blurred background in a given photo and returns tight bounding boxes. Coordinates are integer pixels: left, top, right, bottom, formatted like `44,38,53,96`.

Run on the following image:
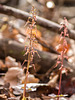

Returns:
0,1,75,100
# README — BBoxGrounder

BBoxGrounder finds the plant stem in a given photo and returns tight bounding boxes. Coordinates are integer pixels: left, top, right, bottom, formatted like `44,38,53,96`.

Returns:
57,68,62,100
23,51,31,98
23,22,32,98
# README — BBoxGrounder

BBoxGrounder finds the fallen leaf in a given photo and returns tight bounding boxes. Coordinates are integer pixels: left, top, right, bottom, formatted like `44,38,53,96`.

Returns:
22,74,39,84
5,56,19,68
4,67,24,86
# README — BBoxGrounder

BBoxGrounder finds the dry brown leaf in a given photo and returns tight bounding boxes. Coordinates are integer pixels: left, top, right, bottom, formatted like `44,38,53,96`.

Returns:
26,28,41,38
0,60,6,68
5,56,19,68
48,74,59,87
4,67,24,86
0,94,7,100
22,74,39,84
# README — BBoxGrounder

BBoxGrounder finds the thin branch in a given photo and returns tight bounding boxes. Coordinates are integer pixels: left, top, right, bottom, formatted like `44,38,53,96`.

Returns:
0,5,75,40
0,19,59,54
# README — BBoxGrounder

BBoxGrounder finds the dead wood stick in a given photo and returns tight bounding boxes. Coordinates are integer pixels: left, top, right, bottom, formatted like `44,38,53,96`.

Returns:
0,5,75,40
0,38,74,74
0,38,57,73
35,36,59,54
12,25,59,54
0,19,59,54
